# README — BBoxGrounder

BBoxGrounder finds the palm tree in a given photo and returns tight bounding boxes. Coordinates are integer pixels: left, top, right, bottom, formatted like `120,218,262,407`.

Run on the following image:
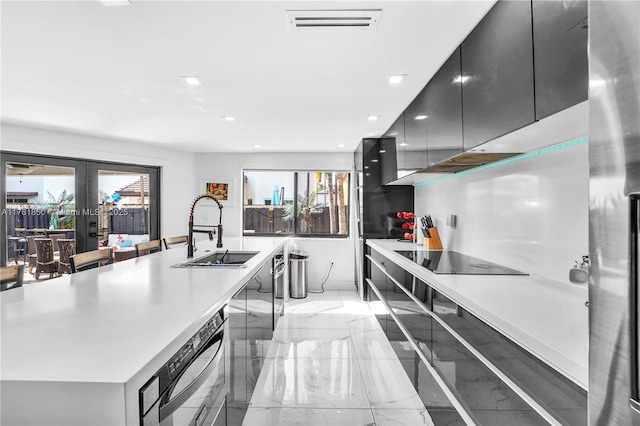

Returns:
283,191,323,233
31,190,75,229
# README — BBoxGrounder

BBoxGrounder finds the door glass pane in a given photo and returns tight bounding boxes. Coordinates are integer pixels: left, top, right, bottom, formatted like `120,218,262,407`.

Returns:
5,162,75,282
296,171,350,236
98,171,150,262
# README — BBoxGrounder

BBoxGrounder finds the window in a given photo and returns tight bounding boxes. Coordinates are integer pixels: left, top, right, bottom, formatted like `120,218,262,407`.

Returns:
243,170,350,237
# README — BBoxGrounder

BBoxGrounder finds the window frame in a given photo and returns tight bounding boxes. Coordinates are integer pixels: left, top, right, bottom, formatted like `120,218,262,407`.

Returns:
242,169,350,239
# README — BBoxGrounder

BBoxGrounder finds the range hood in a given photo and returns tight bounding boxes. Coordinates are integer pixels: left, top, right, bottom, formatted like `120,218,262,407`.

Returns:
385,101,588,186
416,152,521,174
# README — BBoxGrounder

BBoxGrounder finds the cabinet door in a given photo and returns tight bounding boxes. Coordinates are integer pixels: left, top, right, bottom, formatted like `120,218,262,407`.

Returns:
425,47,464,166
228,284,248,425
532,0,588,120
404,88,429,171
384,114,407,173
272,252,285,329
461,0,535,150
380,137,398,186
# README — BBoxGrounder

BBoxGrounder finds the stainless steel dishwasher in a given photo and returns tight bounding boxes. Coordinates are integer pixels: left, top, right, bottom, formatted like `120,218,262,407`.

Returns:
139,307,227,426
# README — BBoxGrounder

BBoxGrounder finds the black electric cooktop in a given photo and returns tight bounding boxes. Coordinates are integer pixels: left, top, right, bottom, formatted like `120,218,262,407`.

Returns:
394,250,528,275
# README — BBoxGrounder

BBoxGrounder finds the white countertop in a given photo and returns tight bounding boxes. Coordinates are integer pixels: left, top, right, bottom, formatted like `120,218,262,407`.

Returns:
367,239,588,388
0,237,286,385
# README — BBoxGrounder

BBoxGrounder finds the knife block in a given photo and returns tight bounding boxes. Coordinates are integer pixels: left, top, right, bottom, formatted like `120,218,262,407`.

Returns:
423,227,443,250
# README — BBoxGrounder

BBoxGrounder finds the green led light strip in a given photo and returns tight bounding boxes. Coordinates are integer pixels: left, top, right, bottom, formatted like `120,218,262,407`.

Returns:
414,137,589,188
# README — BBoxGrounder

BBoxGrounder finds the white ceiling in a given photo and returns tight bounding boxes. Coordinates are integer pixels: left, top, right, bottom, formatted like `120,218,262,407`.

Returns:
1,0,495,153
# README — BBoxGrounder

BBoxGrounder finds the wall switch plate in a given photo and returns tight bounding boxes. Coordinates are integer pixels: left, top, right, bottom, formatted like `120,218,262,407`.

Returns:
447,214,457,228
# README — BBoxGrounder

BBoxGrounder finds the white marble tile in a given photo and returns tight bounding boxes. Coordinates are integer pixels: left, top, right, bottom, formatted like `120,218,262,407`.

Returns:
243,407,375,426
372,408,435,426
267,328,354,359
351,329,399,360
250,357,370,409
277,312,350,329
285,299,345,315
357,357,426,409
339,290,362,301
347,315,383,333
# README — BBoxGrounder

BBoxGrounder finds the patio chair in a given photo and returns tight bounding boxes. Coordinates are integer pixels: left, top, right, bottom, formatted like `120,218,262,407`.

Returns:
70,248,113,273
26,236,38,273
34,238,59,280
49,233,64,253
57,239,76,275
1,264,24,292
135,240,162,257
163,235,188,250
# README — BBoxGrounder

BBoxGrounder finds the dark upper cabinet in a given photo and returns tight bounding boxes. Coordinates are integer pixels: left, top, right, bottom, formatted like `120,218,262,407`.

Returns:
532,0,588,120
355,138,413,239
425,46,464,166
361,138,382,189
379,137,398,186
461,0,535,150
361,137,399,187
383,114,407,173
404,88,429,171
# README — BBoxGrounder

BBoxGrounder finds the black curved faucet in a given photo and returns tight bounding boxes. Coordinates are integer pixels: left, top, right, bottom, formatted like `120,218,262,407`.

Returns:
187,194,223,258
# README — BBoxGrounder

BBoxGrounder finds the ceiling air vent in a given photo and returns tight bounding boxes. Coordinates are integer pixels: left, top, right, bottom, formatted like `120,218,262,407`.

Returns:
285,10,382,32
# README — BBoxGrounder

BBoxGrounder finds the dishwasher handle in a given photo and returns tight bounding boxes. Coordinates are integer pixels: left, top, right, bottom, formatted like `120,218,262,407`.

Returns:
159,330,225,422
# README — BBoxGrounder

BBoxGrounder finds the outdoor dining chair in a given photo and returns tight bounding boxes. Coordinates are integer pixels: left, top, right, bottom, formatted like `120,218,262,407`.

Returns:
26,236,38,274
34,238,59,280
57,239,76,275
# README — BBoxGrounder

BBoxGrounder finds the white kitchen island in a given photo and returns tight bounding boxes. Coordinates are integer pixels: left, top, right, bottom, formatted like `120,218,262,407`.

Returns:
0,237,288,426
366,239,589,389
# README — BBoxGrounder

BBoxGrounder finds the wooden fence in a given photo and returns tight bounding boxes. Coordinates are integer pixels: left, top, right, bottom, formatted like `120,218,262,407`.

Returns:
5,209,50,235
243,205,348,235
107,208,148,235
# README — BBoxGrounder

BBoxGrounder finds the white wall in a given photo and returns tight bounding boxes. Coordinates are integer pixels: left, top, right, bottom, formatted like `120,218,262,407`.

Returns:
7,175,75,203
415,139,589,285
243,171,294,204
194,152,356,291
1,123,196,237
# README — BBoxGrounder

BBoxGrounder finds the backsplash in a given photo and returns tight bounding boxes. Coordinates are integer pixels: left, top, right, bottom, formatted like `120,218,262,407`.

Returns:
414,138,588,285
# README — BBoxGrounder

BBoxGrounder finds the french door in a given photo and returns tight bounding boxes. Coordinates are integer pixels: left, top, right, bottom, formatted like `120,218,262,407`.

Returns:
1,152,160,266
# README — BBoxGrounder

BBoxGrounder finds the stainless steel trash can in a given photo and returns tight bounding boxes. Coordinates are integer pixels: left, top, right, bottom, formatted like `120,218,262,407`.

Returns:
289,250,309,299
273,256,286,299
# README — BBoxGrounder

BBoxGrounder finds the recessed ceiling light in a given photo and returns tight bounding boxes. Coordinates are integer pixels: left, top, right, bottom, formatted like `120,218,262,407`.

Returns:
414,115,428,120
222,116,235,121
388,74,406,85
368,115,380,121
590,78,606,88
254,144,261,148
364,166,369,169
371,159,379,163
452,75,471,84
379,149,386,153
181,76,203,86
100,0,131,6
399,143,408,146
338,144,346,148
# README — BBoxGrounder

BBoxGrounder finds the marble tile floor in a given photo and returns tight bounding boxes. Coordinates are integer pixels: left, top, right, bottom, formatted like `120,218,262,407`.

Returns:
243,290,436,426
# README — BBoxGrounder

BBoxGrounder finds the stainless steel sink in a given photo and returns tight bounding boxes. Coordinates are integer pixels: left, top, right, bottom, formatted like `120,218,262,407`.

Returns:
171,251,259,269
